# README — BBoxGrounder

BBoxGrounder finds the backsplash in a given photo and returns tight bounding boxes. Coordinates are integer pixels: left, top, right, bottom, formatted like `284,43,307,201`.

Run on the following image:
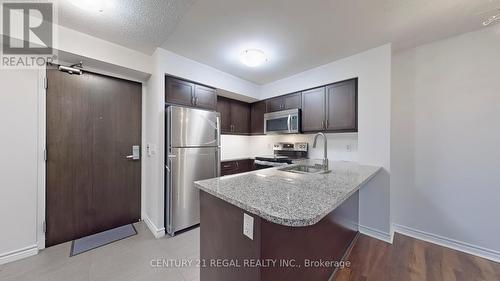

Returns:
221,133,358,161
220,135,253,160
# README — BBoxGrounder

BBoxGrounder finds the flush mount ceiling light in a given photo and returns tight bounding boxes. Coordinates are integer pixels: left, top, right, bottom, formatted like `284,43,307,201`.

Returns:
240,49,268,67
69,0,113,13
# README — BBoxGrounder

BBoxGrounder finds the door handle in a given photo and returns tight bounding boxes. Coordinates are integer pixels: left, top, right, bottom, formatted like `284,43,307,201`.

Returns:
126,145,140,160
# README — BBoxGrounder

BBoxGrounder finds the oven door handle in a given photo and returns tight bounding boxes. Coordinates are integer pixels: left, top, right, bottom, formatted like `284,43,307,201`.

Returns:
287,114,292,133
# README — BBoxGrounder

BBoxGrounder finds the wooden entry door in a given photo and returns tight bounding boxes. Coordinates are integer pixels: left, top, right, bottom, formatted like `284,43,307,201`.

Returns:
46,68,142,247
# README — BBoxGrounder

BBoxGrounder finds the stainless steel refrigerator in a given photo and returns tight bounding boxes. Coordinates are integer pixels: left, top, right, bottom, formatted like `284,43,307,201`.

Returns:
165,106,220,236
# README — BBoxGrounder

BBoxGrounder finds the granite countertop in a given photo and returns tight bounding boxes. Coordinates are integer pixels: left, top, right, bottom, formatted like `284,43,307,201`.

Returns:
195,160,381,227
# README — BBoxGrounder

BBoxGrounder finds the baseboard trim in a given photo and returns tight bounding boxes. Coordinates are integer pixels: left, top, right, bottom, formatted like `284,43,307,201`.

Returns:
393,224,500,263
0,245,38,265
143,215,165,238
359,225,393,244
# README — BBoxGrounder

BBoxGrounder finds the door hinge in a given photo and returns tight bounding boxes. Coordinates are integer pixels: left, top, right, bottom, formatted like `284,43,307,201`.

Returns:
42,221,46,233
43,76,48,89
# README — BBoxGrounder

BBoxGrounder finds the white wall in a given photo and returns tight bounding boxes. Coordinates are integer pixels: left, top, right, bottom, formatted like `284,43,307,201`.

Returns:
54,25,152,74
260,45,392,240
143,48,261,234
392,24,500,261
0,70,40,264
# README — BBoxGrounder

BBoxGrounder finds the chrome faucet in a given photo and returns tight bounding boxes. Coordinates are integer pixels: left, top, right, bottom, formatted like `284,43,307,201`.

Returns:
313,132,328,170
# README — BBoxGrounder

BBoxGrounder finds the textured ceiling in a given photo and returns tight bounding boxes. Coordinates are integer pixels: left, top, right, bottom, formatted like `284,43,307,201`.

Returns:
161,0,500,84
56,0,196,54
55,0,500,84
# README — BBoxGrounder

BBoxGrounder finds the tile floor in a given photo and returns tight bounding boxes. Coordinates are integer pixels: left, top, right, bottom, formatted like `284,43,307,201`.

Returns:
0,222,200,281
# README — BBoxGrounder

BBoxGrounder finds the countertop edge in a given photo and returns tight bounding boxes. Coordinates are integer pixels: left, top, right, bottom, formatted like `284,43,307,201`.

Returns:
196,165,383,227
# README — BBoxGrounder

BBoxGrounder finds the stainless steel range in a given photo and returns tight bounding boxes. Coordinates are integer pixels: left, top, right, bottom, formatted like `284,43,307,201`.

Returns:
254,142,308,169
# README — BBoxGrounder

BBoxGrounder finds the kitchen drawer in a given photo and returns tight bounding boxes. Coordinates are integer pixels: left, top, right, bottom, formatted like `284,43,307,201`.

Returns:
220,159,254,176
221,161,239,176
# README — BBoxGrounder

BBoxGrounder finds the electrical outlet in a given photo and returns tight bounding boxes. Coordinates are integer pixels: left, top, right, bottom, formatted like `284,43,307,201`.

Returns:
243,213,254,240
346,144,352,152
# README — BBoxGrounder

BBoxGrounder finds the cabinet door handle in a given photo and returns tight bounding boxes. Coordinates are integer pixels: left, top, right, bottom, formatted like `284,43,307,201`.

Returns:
195,97,198,106
191,96,195,106
321,121,324,129
325,120,329,129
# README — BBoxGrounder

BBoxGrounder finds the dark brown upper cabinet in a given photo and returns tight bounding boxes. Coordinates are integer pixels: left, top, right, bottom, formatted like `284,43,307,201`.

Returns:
216,96,232,133
250,100,266,135
301,79,357,133
265,92,302,113
326,80,357,131
231,100,250,134
194,85,217,110
165,76,217,110
216,96,250,135
165,77,194,107
301,87,326,132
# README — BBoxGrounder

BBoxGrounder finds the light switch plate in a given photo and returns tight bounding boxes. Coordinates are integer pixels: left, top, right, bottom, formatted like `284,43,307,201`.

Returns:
243,213,254,240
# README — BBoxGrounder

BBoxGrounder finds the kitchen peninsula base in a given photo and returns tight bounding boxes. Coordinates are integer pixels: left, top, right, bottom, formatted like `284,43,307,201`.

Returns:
199,190,359,281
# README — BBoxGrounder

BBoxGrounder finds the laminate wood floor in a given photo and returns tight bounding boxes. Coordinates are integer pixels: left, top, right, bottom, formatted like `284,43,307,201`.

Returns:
334,233,500,281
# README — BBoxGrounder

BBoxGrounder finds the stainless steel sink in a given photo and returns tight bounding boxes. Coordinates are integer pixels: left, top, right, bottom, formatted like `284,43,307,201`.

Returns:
279,164,331,174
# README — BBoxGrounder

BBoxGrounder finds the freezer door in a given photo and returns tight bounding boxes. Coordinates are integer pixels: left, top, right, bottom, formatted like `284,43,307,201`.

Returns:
168,106,219,147
166,147,219,235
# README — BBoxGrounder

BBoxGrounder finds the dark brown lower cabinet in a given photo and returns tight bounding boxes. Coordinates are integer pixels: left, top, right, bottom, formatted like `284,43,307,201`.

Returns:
221,159,254,176
200,190,359,281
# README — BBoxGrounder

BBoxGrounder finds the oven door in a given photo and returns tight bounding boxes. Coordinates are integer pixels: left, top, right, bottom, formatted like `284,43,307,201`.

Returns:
264,109,300,134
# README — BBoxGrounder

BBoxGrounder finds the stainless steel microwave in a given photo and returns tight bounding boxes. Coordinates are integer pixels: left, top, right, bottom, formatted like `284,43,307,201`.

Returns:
264,109,300,134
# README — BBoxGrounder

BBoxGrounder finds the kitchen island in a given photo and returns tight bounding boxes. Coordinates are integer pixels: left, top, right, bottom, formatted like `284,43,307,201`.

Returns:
195,160,381,281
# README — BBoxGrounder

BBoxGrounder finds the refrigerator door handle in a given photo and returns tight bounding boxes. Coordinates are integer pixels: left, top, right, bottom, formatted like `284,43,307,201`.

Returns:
216,115,221,146
216,147,221,177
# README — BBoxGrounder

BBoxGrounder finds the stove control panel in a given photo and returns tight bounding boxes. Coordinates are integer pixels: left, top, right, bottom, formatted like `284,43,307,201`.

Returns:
273,142,308,152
